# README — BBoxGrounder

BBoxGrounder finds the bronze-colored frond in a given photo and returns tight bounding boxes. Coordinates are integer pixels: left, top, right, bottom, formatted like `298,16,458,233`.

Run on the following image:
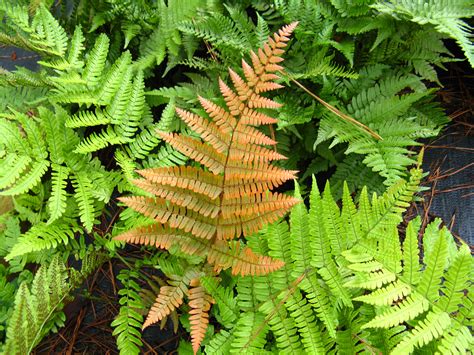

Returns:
143,269,202,329
188,279,214,354
143,283,185,329
116,23,299,335
137,166,223,199
208,241,285,276
158,132,226,174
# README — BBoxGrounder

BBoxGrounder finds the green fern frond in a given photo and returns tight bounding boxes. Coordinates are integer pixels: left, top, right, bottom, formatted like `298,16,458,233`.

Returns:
0,160,49,196
373,0,474,67
200,276,238,328
65,109,110,128
2,252,107,354
4,256,69,354
111,269,145,355
47,164,69,222
284,289,329,354
258,296,303,353
0,155,31,190
73,128,124,154
230,312,268,353
206,328,236,354
136,0,207,70
82,33,110,88
391,310,451,354
5,220,77,260
71,171,95,232
343,216,473,353
114,71,146,139
3,255,68,354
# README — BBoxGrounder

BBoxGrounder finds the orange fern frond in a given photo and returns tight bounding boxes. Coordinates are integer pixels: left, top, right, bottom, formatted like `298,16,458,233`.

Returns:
188,279,214,354
119,196,217,239
229,144,287,162
198,96,237,134
116,22,298,275
208,241,285,276
158,132,226,174
233,125,276,146
143,269,202,329
137,166,223,199
175,108,230,153
221,193,300,218
131,180,220,217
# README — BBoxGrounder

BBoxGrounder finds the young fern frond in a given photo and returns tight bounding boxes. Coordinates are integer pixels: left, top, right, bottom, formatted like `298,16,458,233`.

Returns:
188,278,214,354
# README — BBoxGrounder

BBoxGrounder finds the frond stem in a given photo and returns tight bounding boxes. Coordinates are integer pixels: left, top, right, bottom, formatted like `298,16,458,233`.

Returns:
283,73,383,141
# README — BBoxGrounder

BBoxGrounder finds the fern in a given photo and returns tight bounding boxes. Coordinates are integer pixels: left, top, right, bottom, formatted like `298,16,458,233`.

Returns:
343,217,473,353
316,70,448,185
0,107,115,232
115,23,298,353
0,3,67,56
111,269,145,355
1,252,107,354
373,0,474,68
135,0,209,71
206,161,472,354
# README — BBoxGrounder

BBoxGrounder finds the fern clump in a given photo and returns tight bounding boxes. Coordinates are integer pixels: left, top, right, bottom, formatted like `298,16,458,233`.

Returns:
204,162,473,354
0,106,114,236
0,2,472,354
344,217,473,353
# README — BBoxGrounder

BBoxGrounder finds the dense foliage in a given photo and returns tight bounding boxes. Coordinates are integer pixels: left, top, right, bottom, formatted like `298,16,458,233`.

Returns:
0,1,472,354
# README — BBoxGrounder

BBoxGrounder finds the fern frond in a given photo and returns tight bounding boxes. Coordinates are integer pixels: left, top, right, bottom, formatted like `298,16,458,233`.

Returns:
111,269,144,355
0,155,31,189
188,278,214,354
260,301,303,352
299,273,338,338
230,312,268,352
344,213,473,353
82,33,110,88
65,109,110,128
3,255,66,353
143,269,201,329
6,221,76,260
47,164,69,222
3,252,106,354
73,128,123,154
391,310,451,355
159,131,226,174
71,171,95,232
284,290,328,354
39,107,66,164
118,22,298,273
137,166,223,200
373,0,474,67
0,160,50,196
200,276,238,328
438,243,472,313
